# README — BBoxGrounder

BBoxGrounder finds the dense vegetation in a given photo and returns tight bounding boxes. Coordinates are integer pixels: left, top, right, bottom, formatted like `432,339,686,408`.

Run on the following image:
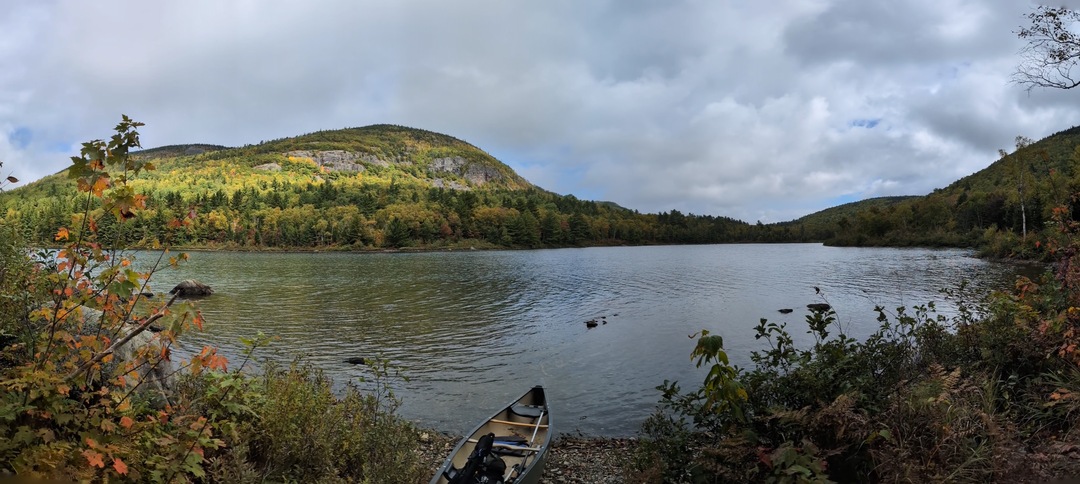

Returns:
791,129,1080,258
629,160,1080,481
6,122,1080,257
0,118,428,482
0,124,761,251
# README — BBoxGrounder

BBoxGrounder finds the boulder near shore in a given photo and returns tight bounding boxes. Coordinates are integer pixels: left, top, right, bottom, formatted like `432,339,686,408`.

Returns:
169,279,213,297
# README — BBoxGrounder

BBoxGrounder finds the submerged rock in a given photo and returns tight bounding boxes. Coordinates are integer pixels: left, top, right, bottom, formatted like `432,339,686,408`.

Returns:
806,303,831,312
345,357,368,365
778,308,794,314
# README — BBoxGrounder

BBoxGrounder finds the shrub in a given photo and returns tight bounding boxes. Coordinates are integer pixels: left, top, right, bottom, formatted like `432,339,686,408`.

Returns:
0,117,429,483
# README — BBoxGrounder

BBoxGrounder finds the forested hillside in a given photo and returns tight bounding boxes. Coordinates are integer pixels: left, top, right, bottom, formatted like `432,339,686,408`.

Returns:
0,124,754,250
5,122,1078,255
787,127,1080,257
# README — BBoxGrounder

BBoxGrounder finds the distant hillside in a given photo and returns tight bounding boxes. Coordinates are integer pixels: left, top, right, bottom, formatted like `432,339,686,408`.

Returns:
781,126,1080,254
0,124,751,250
791,196,918,235
6,120,1076,255
134,144,228,159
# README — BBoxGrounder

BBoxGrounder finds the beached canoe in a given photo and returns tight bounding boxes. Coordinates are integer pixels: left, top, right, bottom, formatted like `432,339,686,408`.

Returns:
431,386,551,484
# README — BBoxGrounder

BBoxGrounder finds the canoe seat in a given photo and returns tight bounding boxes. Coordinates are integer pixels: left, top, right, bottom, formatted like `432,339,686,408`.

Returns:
492,436,530,458
494,436,528,446
510,404,544,419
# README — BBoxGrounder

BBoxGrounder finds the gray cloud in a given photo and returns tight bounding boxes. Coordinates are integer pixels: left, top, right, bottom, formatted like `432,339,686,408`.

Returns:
1,0,1076,223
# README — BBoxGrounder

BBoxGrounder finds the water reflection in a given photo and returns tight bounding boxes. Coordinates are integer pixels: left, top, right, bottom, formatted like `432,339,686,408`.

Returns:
133,244,1032,436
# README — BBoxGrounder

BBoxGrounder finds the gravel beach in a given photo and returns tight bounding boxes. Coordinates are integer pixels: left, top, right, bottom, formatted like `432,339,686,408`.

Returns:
418,432,637,483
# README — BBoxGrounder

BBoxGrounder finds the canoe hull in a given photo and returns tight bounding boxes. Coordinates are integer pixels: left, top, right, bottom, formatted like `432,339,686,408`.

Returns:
430,386,551,484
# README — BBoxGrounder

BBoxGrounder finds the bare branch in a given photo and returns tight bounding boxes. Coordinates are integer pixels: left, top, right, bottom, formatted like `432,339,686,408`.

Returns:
1013,6,1080,91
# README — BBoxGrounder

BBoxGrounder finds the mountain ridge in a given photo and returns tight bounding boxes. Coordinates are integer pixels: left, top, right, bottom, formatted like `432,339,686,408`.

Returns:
3,121,1078,256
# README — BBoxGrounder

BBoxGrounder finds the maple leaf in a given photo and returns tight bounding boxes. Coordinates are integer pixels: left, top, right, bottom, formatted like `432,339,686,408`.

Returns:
208,354,229,371
91,176,110,196
55,227,70,241
120,416,134,429
83,449,105,468
113,458,129,475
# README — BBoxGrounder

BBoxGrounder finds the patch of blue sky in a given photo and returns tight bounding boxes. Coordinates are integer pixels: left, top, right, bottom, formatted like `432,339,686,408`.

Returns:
8,126,32,148
848,118,881,129
48,141,72,153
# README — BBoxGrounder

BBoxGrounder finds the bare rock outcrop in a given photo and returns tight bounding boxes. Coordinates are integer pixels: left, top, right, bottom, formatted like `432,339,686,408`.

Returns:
286,150,366,172
284,150,417,172
429,156,504,187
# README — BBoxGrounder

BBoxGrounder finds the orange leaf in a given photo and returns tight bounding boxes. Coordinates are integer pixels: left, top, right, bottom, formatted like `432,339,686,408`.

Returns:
91,176,110,196
209,354,229,371
55,227,70,241
120,416,134,429
113,458,128,475
83,449,105,468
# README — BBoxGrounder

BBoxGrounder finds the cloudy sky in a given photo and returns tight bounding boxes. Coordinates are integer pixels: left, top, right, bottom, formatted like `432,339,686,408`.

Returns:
2,1,1080,223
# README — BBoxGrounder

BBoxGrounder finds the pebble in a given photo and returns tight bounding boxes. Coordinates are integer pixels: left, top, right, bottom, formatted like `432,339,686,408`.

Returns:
417,432,636,483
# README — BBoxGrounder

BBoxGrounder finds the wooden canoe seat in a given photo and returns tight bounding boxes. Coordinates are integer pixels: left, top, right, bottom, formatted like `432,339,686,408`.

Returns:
490,418,548,428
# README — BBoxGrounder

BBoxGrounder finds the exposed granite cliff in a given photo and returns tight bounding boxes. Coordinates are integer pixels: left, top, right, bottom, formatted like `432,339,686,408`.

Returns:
284,151,506,189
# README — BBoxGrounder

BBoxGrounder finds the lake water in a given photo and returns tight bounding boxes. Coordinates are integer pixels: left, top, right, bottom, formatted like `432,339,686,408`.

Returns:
140,244,1033,437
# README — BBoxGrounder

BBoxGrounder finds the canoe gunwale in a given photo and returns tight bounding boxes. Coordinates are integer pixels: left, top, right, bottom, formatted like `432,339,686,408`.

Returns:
430,385,551,484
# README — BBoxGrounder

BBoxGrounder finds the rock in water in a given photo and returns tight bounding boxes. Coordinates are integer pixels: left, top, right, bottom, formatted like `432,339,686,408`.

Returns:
806,303,831,312
169,279,213,297
345,357,367,365
778,308,794,314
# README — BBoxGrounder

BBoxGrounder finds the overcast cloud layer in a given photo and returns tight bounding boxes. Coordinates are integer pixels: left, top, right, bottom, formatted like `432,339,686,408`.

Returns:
2,0,1080,222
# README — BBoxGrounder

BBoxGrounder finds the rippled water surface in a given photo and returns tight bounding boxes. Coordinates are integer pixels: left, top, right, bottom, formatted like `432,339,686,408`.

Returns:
142,244,1032,436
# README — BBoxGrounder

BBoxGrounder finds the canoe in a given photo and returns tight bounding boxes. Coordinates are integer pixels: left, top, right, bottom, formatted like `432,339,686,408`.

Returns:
430,386,551,484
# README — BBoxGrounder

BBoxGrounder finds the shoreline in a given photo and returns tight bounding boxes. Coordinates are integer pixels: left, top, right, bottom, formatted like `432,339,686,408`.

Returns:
418,432,635,483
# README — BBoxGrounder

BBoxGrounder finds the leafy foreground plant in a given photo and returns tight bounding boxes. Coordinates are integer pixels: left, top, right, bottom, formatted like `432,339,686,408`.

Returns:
0,117,426,482
631,187,1080,482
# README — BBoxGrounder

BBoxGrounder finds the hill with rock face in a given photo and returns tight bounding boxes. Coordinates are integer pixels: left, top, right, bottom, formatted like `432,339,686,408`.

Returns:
0,123,751,250
225,124,531,191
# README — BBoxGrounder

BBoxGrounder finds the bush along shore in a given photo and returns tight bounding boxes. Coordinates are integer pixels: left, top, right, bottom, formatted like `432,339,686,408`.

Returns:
0,118,431,482
626,206,1080,480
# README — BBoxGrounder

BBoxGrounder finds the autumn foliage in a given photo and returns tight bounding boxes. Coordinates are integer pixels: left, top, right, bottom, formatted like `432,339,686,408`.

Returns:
0,118,426,482
631,178,1080,481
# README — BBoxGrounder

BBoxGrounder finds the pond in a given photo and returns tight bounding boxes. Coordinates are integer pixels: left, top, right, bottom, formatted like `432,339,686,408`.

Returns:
140,244,1033,437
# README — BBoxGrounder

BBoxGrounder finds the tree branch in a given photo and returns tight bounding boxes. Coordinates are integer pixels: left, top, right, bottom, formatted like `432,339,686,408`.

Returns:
65,294,179,383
